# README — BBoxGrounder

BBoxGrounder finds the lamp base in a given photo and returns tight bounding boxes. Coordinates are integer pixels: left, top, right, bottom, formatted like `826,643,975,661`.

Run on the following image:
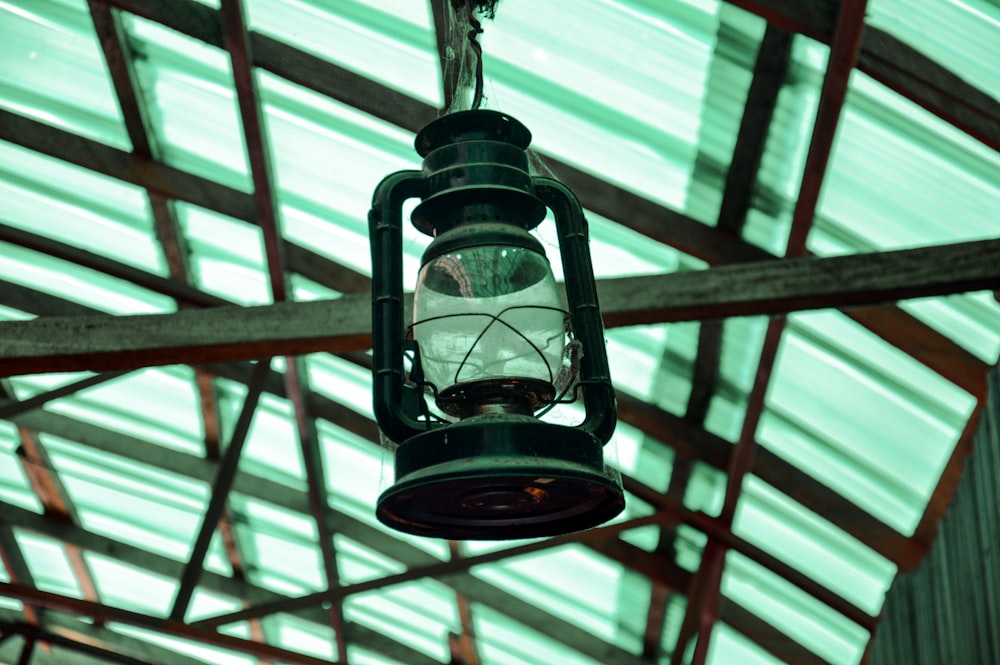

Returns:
376,416,625,540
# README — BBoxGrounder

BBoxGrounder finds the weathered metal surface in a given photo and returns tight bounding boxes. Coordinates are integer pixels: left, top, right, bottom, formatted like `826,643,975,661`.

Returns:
871,369,1000,665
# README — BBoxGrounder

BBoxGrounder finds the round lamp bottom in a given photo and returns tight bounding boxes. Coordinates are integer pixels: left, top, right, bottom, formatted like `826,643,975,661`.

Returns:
376,417,625,540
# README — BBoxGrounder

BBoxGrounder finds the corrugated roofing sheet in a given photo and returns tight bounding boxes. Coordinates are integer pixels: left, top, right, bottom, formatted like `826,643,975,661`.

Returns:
0,0,998,664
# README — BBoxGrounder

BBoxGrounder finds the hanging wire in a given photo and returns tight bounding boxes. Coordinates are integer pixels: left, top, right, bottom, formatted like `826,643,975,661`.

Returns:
466,1,485,110
442,0,498,113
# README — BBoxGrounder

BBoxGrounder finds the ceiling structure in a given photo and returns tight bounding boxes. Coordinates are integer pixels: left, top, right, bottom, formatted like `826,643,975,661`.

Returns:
0,0,998,664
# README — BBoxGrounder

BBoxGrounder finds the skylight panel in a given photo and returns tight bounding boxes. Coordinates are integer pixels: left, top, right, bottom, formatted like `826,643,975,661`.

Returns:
482,0,719,210
473,602,608,665
472,544,644,651
815,72,1000,253
0,0,128,148
36,367,205,456
0,141,164,274
734,476,896,616
760,310,977,534
0,243,175,315
345,580,459,664
867,0,1000,96
246,0,441,107
14,531,81,597
722,550,870,665
123,13,252,191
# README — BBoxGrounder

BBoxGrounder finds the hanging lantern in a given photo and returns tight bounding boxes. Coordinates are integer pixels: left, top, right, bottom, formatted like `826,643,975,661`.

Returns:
369,110,624,539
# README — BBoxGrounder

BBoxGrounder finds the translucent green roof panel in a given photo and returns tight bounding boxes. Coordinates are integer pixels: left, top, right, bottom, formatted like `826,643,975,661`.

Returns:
12,368,206,456
734,475,896,615
123,13,252,191
760,310,978,534
0,141,164,274
868,0,1000,95
0,0,128,149
346,580,459,663
815,71,1000,252
0,0,997,662
483,0,729,210
15,531,82,598
473,544,648,653
722,549,870,665
246,0,441,107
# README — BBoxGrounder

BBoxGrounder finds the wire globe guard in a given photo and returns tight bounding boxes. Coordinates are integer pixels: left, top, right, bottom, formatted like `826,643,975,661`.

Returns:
376,415,625,540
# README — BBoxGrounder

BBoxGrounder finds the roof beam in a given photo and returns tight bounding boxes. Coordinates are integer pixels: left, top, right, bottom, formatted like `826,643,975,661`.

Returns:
221,0,287,302
728,0,1000,150
3,236,997,376
3,398,830,665
0,261,958,571
0,271,980,573
0,582,339,665
0,103,985,395
679,1,870,661
168,360,269,621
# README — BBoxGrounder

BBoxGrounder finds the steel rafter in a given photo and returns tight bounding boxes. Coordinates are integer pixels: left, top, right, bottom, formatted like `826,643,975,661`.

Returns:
0,269,987,571
648,23,794,660
673,1,871,661
0,582,338,665
4,237,998,377
0,0,995,663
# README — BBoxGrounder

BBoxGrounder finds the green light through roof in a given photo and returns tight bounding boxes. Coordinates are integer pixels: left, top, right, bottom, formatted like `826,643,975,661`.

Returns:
867,0,1000,95
124,13,252,191
735,475,896,616
722,549,870,665
0,0,128,149
246,0,441,107
761,310,977,534
0,0,997,662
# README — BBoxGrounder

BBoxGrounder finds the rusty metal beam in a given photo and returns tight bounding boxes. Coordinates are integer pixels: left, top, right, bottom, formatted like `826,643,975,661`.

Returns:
170,359,270,621
1,97,983,393
913,400,987,545
2,382,104,617
0,582,337,665
221,0,287,302
0,281,974,575
4,236,998,376
0,530,40,627
728,0,1000,151
284,356,349,660
680,2,870,661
